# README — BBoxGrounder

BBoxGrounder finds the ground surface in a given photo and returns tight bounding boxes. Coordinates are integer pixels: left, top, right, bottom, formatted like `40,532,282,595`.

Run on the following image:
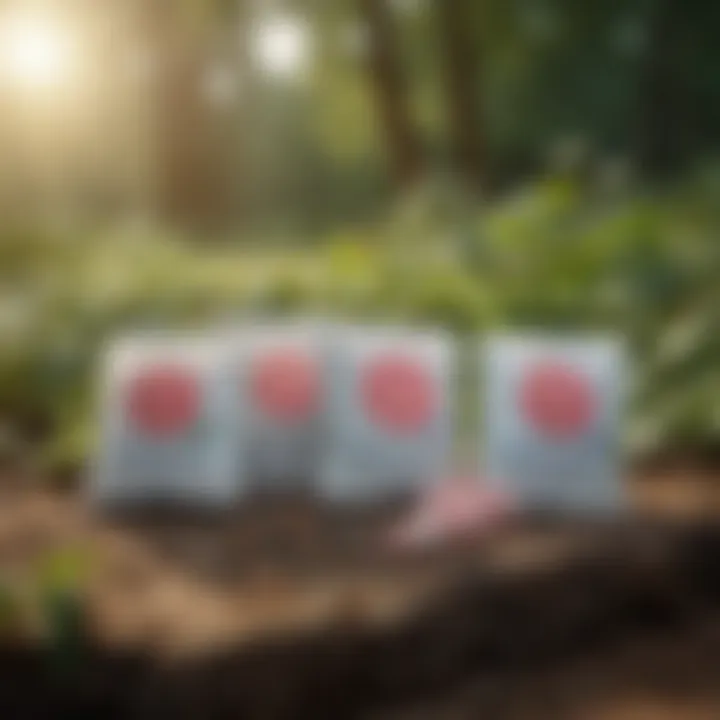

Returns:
0,468,719,717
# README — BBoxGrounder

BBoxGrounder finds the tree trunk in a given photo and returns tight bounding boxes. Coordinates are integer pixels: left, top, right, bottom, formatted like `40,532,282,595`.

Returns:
358,0,423,189
436,0,485,192
635,0,691,177
146,2,230,229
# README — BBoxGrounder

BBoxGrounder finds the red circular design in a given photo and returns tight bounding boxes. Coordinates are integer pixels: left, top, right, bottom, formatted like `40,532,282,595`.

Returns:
519,362,596,439
126,364,201,438
361,355,437,434
251,348,319,423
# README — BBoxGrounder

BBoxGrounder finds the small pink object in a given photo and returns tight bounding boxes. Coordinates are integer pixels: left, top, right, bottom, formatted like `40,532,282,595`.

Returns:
388,477,514,550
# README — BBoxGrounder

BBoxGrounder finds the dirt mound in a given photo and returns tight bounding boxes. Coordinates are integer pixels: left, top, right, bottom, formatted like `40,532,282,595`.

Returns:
1,523,720,718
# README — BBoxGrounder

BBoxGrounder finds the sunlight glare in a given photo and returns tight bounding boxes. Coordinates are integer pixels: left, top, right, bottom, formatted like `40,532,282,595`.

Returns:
0,11,74,90
252,16,310,79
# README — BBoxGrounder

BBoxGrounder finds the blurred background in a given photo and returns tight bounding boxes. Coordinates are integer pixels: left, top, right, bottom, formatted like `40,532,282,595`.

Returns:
0,0,719,475
1,6,720,717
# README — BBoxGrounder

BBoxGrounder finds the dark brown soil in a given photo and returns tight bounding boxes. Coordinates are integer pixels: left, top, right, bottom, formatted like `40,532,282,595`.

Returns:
0,471,719,718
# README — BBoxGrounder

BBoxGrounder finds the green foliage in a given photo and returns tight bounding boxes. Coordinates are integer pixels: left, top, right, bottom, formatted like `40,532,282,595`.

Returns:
32,548,92,671
0,579,23,638
0,551,91,651
35,547,92,597
1,167,719,473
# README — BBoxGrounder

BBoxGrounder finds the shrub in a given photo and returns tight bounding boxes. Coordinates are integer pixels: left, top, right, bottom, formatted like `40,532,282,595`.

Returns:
1,167,719,473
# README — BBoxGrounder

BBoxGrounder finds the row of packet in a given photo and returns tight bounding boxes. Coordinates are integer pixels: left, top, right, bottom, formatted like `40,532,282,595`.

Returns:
92,324,624,513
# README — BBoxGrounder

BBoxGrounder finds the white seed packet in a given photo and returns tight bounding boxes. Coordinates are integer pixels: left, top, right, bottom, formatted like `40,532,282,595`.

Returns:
227,323,327,492
481,335,625,513
319,327,453,502
92,333,243,507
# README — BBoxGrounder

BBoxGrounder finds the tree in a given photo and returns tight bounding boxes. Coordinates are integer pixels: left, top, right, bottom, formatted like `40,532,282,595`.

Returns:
635,0,689,176
357,0,424,188
635,0,719,176
436,0,485,192
144,0,233,228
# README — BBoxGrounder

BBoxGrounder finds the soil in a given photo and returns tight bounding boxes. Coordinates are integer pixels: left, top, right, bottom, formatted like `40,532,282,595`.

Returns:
0,470,719,717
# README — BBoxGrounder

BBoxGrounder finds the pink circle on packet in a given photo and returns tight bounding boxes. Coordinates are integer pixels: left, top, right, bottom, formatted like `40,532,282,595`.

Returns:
126,364,201,438
251,348,320,424
519,361,596,439
361,355,437,434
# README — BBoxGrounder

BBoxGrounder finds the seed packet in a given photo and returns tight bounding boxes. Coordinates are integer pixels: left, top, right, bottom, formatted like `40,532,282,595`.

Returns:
92,333,242,507
319,328,453,502
482,335,625,513
231,323,327,491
